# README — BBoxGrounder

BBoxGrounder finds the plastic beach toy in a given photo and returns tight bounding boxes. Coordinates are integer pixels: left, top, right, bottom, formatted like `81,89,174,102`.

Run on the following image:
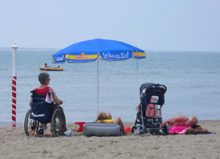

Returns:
64,130,72,137
124,127,131,132
74,122,86,132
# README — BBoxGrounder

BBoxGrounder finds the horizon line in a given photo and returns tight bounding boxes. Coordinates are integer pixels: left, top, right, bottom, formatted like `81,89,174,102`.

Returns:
0,46,220,53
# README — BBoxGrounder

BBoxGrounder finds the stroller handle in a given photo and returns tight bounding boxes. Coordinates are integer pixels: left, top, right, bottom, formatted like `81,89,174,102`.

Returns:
146,84,167,94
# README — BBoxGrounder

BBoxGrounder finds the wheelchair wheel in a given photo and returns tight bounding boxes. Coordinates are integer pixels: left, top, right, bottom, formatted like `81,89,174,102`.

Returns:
51,107,66,137
24,109,37,136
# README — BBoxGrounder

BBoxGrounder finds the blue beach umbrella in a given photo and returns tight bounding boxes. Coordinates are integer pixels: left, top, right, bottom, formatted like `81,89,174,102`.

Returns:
52,38,146,113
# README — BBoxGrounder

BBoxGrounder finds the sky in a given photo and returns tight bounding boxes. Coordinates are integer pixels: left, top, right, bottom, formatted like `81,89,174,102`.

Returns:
0,0,220,52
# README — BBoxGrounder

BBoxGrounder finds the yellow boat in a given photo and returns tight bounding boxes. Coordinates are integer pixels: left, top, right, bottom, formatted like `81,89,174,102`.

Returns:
40,66,63,71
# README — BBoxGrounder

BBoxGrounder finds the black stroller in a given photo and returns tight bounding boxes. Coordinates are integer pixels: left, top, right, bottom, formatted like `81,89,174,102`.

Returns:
132,83,169,135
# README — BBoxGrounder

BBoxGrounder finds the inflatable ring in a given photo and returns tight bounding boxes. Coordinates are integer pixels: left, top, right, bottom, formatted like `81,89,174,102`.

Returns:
83,122,121,137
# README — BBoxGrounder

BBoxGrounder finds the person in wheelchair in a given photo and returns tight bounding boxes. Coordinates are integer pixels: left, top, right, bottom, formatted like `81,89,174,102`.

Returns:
29,72,63,108
25,72,66,137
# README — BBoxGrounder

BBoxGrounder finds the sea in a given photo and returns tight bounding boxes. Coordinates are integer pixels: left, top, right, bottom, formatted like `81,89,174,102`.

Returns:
0,47,220,126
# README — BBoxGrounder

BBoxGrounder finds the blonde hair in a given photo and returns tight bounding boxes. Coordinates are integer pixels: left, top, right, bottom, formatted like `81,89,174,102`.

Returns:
189,116,198,126
96,112,109,122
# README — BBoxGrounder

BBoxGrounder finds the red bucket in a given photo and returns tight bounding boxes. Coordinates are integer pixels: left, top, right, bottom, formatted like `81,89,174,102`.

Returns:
74,122,86,132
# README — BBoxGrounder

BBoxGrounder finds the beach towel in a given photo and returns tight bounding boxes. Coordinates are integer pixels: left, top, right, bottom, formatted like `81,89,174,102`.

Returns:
169,126,216,135
45,91,54,103
169,126,189,134
196,132,216,135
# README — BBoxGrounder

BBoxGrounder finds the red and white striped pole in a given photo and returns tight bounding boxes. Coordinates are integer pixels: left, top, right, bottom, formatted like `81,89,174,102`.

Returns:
11,43,18,127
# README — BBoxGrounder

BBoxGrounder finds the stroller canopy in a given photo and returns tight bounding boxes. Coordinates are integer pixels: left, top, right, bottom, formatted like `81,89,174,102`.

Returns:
140,83,167,106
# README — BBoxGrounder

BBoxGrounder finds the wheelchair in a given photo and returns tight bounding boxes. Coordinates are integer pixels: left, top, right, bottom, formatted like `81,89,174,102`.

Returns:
24,90,66,137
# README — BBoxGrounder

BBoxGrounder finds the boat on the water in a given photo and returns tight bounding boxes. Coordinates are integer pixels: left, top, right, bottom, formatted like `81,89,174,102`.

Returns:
40,66,63,71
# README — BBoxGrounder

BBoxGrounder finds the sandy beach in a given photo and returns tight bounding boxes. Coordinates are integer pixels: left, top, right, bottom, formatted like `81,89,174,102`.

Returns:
0,120,219,159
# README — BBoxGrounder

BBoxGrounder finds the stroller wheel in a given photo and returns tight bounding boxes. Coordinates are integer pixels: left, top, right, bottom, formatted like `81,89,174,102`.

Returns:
132,126,143,135
131,126,137,133
162,124,169,135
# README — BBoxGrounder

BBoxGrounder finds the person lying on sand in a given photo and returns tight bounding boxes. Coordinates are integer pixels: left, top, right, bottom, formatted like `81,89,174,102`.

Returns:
163,115,208,133
96,112,126,135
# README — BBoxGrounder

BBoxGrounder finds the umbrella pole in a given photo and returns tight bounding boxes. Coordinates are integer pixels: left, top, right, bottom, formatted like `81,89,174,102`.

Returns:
97,54,99,115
